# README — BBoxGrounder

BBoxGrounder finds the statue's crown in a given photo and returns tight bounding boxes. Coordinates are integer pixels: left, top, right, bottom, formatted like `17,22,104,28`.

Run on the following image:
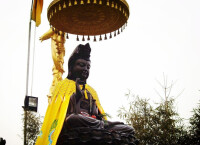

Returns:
68,43,91,69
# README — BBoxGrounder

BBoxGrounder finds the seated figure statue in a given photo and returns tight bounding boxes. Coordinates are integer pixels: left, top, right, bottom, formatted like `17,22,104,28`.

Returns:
36,43,138,145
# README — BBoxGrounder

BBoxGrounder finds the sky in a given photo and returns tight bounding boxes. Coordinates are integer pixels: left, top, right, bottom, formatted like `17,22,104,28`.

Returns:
0,0,200,145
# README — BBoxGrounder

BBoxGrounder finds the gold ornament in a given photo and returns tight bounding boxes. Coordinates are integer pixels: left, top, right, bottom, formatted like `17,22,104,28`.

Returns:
39,28,66,102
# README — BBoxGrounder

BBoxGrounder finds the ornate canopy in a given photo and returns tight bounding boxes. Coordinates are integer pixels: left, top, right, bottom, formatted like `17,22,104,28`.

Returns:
47,0,130,40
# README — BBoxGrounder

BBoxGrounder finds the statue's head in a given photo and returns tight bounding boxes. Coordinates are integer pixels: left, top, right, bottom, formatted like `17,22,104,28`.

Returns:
67,43,91,83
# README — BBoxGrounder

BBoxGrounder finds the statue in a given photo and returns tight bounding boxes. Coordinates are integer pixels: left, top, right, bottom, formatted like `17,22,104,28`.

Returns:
36,43,138,145
39,28,66,102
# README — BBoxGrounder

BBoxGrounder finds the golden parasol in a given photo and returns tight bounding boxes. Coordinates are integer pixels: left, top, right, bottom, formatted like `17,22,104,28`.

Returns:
47,0,130,40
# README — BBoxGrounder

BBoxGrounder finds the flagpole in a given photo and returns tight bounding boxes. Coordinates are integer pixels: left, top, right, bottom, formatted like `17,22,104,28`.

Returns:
26,0,34,97
24,0,34,145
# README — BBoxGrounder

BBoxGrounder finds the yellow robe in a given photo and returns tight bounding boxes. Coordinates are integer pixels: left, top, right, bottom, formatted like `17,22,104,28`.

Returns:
35,78,106,145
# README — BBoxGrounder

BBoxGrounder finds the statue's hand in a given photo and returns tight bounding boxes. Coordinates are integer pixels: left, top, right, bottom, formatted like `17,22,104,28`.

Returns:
75,78,85,101
39,28,55,42
106,120,124,126
39,36,44,42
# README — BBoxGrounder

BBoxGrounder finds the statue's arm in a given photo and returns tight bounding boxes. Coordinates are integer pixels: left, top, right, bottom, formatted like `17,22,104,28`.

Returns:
39,28,55,42
75,78,85,102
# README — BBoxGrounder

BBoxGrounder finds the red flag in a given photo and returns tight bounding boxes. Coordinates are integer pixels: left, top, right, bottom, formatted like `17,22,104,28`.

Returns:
31,0,43,27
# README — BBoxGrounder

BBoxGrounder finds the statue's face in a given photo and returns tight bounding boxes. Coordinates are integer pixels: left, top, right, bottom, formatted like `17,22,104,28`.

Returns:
71,59,91,82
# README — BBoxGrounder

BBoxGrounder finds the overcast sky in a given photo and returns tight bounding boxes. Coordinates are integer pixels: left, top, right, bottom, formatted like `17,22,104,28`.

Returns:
0,0,200,145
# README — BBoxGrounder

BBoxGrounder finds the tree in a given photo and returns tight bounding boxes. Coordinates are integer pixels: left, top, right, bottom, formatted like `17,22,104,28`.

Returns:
152,98,186,145
118,94,156,144
189,101,200,145
118,94,186,144
118,76,187,144
22,111,42,145
0,138,6,145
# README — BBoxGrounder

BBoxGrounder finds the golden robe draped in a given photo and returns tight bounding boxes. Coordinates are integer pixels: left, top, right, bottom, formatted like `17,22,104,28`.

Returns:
35,78,106,145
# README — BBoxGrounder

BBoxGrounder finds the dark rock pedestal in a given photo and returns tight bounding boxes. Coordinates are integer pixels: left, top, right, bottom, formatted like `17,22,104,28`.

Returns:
57,127,139,145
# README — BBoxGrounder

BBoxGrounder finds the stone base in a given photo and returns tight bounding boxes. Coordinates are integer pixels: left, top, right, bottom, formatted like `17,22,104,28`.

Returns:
57,127,139,145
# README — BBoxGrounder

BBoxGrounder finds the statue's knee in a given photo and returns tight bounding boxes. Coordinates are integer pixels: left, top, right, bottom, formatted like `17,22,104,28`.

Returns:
66,114,78,122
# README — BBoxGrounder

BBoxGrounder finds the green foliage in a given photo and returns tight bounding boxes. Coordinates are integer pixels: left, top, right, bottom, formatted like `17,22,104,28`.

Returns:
152,99,185,144
118,94,186,145
189,101,200,145
118,76,200,144
22,111,42,145
118,95,154,144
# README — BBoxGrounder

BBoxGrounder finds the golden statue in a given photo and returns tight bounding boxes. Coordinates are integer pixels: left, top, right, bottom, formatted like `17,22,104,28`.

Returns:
40,28,66,102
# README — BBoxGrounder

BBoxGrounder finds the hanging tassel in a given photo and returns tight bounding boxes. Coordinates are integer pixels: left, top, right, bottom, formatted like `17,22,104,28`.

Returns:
87,0,90,3
112,1,114,7
114,31,116,37
119,6,121,11
110,32,112,39
118,29,120,35
77,35,79,41
93,36,96,42
82,35,85,41
81,0,84,4
99,0,102,4
99,35,102,41
69,0,72,6
104,34,107,40
87,35,90,41
107,0,109,6
115,3,118,9
55,8,57,13
66,33,69,39
93,0,97,4
121,27,123,32
74,0,77,5
63,2,66,8
59,4,62,10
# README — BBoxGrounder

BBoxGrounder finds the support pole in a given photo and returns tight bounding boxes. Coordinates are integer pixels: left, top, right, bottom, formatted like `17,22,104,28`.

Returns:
24,0,34,145
25,19,32,96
